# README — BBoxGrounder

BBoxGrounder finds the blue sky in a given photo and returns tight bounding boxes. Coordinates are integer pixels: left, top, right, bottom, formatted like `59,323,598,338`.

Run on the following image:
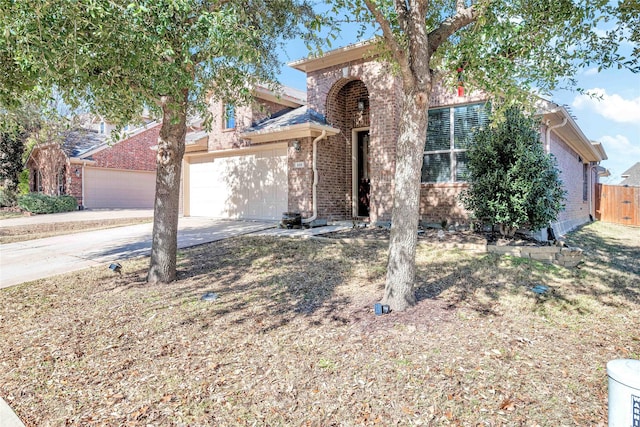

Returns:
276,21,640,184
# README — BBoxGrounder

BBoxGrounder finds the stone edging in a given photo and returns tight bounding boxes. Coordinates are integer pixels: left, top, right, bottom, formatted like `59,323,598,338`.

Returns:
486,244,583,267
311,236,583,267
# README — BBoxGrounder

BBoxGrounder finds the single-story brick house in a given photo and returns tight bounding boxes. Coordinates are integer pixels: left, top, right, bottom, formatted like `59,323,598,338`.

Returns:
27,123,162,209
180,41,608,237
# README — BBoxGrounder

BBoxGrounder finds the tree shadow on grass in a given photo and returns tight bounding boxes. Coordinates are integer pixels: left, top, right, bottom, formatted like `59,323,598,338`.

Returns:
105,236,389,334
410,222,639,318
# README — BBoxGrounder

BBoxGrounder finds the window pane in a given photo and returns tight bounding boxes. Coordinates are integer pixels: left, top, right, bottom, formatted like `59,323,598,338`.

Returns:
425,108,450,151
455,151,468,182
454,103,488,149
225,104,235,129
421,153,451,183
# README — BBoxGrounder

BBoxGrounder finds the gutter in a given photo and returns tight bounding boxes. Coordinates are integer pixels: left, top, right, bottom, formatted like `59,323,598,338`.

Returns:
302,130,327,224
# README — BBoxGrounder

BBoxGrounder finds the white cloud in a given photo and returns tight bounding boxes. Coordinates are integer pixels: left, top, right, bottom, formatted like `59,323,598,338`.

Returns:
600,134,640,156
582,67,599,76
598,134,640,180
572,88,640,124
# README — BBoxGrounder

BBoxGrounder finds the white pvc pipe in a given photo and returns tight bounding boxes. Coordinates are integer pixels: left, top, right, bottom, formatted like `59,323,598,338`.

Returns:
545,117,567,154
302,129,327,224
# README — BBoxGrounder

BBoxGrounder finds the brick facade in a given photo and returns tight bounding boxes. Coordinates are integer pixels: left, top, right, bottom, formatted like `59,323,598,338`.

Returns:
181,46,603,234
304,55,488,223
91,124,159,171
287,137,314,216
547,128,592,235
207,99,292,151
306,57,401,222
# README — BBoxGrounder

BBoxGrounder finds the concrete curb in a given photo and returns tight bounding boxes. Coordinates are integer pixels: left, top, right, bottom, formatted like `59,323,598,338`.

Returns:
0,397,25,427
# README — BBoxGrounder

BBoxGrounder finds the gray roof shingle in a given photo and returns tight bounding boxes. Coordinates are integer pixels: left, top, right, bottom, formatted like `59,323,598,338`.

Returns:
620,162,640,187
248,106,329,133
61,129,108,159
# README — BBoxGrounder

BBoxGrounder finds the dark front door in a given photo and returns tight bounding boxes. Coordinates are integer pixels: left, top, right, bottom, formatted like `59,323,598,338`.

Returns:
357,130,370,217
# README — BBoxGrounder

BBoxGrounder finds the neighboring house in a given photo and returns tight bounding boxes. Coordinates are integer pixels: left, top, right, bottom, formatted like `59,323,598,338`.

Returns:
180,41,608,238
27,123,161,209
620,162,640,186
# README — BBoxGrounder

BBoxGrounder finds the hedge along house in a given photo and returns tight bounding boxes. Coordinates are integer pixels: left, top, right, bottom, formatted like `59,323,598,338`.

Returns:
180,41,608,237
26,122,161,209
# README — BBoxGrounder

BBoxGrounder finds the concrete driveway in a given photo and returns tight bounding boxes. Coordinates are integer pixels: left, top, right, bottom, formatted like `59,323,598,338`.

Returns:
0,215,276,289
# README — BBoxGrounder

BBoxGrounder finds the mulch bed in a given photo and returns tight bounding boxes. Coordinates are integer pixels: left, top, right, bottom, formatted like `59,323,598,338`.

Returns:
322,225,546,247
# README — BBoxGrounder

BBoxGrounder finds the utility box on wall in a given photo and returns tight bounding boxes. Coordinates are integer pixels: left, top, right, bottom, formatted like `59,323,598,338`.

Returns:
607,359,640,427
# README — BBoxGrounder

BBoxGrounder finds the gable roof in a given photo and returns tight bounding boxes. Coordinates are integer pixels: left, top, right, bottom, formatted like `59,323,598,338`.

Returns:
620,162,640,186
240,106,340,143
61,129,108,158
71,122,161,160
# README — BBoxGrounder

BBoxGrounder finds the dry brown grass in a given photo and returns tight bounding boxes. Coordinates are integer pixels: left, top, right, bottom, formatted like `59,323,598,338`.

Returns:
0,221,638,426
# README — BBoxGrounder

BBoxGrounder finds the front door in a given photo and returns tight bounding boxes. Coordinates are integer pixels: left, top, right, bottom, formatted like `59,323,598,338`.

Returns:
356,130,370,217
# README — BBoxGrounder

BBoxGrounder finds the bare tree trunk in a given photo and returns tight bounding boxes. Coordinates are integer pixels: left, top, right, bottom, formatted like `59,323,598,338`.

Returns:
381,88,430,312
147,91,188,284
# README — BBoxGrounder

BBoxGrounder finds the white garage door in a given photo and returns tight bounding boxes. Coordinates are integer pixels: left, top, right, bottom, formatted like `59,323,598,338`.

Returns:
188,146,287,220
84,167,156,209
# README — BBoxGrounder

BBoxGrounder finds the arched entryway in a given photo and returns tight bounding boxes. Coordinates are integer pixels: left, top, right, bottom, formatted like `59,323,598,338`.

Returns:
324,78,371,219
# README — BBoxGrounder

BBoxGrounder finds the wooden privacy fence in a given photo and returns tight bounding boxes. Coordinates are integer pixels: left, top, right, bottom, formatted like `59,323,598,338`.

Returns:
596,184,640,227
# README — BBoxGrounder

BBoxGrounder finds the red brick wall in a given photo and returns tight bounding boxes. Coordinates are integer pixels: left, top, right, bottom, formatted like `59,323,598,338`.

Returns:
91,124,160,170
307,57,402,222
548,128,591,234
287,137,314,216
26,145,69,197
419,183,470,225
207,99,293,151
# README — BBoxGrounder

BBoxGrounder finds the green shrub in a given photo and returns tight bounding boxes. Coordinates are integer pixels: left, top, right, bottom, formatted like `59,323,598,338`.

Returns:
0,186,18,207
18,193,78,214
460,106,565,236
54,195,78,212
18,169,30,195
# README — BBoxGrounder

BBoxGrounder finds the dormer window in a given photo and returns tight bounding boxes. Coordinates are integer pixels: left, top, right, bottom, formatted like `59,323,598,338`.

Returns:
99,121,105,134
224,104,235,130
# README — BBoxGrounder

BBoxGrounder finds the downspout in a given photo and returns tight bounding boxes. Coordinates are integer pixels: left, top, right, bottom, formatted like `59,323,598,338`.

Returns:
302,129,327,224
81,162,86,209
589,164,599,220
544,116,567,241
545,117,568,154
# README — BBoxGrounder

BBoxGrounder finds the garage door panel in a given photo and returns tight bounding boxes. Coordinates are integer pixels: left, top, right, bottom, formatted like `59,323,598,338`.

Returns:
84,168,156,209
189,147,287,220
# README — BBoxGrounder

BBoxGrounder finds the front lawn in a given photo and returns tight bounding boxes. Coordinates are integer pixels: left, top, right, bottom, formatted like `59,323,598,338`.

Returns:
0,221,638,426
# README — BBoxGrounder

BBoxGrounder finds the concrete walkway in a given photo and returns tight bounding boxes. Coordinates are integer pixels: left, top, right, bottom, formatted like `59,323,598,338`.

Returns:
0,216,275,289
0,397,25,427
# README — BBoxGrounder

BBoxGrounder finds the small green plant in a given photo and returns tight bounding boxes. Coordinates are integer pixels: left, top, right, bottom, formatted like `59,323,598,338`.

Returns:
318,358,336,370
17,193,77,214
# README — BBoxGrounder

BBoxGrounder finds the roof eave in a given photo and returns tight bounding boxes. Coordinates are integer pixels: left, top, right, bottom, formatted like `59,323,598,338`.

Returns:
240,123,340,144
254,86,306,107
542,107,605,163
288,40,377,73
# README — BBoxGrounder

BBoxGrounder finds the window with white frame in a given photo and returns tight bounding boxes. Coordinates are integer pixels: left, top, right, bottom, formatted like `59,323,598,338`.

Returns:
421,103,489,183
